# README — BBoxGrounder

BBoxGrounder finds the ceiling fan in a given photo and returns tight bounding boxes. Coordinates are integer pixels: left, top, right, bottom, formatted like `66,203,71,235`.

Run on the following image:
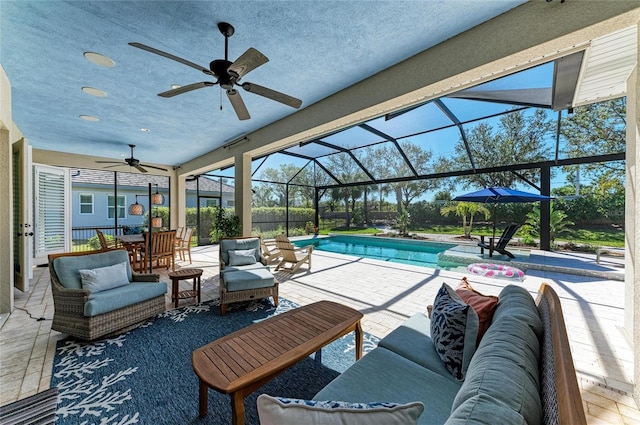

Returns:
129,22,302,120
95,144,168,173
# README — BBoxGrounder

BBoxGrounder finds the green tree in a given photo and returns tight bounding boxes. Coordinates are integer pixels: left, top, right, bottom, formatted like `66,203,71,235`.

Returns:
441,109,554,189
523,204,574,245
561,98,625,183
440,202,491,238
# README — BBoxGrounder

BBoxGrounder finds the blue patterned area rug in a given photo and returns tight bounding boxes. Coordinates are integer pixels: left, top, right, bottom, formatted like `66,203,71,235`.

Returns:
51,298,379,425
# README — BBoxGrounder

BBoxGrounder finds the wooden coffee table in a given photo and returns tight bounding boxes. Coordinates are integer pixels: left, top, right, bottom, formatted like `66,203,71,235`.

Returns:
192,300,363,425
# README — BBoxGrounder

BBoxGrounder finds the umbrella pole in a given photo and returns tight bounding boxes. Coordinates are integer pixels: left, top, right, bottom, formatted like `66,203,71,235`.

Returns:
492,203,497,241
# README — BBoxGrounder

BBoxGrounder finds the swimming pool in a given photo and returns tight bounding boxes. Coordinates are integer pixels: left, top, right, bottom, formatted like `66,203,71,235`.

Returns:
292,234,461,269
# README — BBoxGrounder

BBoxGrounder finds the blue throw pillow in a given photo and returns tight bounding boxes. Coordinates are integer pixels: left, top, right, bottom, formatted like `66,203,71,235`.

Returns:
228,249,258,266
78,262,130,293
430,283,479,381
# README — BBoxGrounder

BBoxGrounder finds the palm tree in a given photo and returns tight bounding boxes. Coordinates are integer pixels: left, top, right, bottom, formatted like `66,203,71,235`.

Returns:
440,202,491,238
524,204,574,245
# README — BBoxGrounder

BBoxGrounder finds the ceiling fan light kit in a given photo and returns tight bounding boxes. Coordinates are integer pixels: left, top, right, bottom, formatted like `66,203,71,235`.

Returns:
129,21,302,121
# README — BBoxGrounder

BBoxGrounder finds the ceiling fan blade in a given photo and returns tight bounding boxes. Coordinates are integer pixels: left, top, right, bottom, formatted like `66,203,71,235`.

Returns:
95,160,125,164
227,48,269,80
226,89,250,120
158,81,217,98
102,164,125,169
241,82,302,109
135,165,149,173
129,42,211,75
140,164,168,172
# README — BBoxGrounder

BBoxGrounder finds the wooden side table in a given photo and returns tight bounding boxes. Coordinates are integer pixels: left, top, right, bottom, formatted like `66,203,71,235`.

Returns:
168,268,203,308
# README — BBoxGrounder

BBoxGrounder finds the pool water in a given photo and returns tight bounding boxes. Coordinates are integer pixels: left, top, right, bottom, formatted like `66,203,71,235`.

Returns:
292,235,461,269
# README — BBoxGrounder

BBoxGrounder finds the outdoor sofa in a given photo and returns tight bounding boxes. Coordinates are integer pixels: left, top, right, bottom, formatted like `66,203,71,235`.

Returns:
257,283,585,425
49,249,167,340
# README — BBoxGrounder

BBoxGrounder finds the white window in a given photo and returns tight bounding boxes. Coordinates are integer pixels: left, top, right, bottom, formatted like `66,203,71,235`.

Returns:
226,200,235,207
79,193,93,214
107,195,126,219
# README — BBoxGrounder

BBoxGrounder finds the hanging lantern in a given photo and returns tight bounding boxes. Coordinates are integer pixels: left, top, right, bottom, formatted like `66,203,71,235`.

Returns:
151,184,165,205
151,216,163,228
128,196,145,215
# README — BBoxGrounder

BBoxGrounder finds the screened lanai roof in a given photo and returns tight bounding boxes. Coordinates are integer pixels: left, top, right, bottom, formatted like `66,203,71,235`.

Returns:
199,26,636,189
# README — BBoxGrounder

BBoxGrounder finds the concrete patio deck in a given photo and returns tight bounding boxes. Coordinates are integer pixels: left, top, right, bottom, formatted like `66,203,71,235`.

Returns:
0,243,637,424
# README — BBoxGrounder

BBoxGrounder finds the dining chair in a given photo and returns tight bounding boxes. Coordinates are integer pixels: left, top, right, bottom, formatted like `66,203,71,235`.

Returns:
138,230,176,272
175,227,195,264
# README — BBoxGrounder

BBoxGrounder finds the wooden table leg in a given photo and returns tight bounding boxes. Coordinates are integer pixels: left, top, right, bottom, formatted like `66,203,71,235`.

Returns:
198,379,208,417
172,278,180,308
355,321,363,360
231,392,245,425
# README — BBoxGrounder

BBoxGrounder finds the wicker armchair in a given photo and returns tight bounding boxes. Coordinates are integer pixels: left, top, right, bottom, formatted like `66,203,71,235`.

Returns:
219,237,278,315
49,249,167,340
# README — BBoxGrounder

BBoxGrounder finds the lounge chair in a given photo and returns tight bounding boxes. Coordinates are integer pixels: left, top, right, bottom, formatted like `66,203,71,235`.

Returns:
260,237,281,264
478,223,519,258
274,235,313,273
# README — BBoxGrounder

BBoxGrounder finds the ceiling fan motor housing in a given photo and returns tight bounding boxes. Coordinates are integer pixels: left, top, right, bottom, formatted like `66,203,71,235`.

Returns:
210,59,235,89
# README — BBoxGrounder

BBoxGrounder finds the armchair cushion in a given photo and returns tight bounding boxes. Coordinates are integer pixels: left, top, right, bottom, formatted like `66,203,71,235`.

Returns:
223,268,275,292
53,250,133,289
220,238,261,265
79,262,130,293
84,282,167,317
228,249,258,266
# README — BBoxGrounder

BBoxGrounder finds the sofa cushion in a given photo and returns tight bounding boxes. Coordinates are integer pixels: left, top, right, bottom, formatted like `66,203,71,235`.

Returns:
430,283,479,381
220,238,260,265
79,262,130,293
223,268,275,292
454,278,498,345
228,249,258,266
84,282,167,317
451,284,542,425
257,395,424,425
446,393,526,425
53,250,132,289
221,262,269,275
492,285,543,338
378,313,459,383
314,347,462,425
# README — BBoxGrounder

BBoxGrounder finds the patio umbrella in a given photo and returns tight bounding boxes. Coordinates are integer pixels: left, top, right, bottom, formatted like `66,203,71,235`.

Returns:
452,186,553,240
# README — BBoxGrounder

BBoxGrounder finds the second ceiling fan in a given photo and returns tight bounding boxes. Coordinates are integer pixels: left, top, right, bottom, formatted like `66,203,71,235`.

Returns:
130,22,302,120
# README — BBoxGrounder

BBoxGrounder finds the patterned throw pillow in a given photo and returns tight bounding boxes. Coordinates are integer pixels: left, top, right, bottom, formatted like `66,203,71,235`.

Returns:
430,283,479,381
455,277,498,346
257,394,424,425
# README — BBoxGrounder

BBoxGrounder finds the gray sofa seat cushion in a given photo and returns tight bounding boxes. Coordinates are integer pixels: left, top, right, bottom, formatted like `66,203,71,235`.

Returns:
378,313,459,383
53,250,133,289
84,282,167,317
314,347,462,425
223,268,275,292
450,285,542,425
220,262,268,276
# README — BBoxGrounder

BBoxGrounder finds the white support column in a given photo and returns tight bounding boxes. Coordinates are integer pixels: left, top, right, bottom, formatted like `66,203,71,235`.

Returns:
172,173,186,228
0,128,13,314
626,24,640,404
234,152,252,236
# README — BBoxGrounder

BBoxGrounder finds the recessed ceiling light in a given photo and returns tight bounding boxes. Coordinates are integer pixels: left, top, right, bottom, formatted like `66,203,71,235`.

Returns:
79,115,100,122
140,128,151,132
171,84,181,89
83,52,115,67
82,86,107,97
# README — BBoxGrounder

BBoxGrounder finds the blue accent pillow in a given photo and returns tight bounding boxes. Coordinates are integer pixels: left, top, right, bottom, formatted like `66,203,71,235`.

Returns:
228,249,257,266
430,283,479,381
78,261,130,293
257,394,424,425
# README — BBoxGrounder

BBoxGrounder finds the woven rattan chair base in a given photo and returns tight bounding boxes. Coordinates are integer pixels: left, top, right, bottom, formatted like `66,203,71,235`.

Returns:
51,295,165,341
219,283,279,316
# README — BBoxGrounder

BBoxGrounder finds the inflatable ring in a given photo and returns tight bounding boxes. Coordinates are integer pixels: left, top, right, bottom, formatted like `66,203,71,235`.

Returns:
467,263,525,281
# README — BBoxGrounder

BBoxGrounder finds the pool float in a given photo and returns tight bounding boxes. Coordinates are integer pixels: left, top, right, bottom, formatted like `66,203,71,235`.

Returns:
467,263,525,281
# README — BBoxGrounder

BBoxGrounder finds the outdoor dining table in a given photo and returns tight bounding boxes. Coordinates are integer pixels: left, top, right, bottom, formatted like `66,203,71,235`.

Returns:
116,234,147,272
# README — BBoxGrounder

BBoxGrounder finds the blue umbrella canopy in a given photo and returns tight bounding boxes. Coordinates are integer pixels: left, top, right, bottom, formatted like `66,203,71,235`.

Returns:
453,186,553,240
453,186,553,204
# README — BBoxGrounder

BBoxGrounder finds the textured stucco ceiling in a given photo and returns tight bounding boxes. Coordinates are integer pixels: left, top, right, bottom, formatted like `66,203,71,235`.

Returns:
1,0,526,168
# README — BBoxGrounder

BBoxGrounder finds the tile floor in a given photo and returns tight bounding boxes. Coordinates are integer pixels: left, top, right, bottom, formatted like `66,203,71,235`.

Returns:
1,243,639,424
